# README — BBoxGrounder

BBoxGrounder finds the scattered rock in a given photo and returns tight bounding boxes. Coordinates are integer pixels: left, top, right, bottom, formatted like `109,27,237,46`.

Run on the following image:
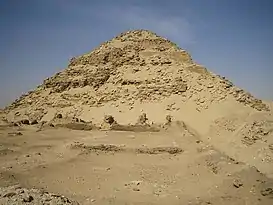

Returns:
21,119,30,125
260,187,273,197
22,194,34,202
56,113,63,119
3,192,16,198
0,185,79,204
166,115,172,123
30,119,38,125
79,119,85,123
12,122,20,127
36,121,55,131
137,113,148,124
8,132,23,136
206,161,219,174
104,115,116,125
56,122,94,131
136,147,183,155
233,179,243,188
269,144,273,152
72,143,183,155
49,123,55,127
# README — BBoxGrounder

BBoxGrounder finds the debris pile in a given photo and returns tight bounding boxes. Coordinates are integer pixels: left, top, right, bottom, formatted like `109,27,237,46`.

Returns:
0,185,79,205
3,29,269,125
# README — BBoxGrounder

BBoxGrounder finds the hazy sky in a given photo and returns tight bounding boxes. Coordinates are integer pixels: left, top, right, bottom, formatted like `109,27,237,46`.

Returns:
1,0,273,107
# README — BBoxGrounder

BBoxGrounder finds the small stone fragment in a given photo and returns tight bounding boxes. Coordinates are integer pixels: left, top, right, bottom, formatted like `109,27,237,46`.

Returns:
260,187,273,196
8,132,23,136
3,192,16,198
30,119,38,125
22,194,34,202
56,113,63,119
104,115,115,125
166,115,172,123
233,179,243,188
269,144,273,152
137,113,148,124
21,119,30,125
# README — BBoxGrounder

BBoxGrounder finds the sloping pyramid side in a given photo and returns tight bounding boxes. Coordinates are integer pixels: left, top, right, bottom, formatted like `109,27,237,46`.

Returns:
2,30,269,133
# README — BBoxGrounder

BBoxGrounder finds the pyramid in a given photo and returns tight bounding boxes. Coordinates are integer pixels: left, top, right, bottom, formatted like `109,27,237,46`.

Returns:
2,30,269,126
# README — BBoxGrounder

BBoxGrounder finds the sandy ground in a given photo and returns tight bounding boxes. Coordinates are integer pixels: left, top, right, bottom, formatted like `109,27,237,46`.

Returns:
1,29,273,205
0,124,273,205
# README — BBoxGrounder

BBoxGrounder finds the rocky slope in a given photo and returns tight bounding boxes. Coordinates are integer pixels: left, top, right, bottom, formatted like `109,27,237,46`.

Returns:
0,185,79,205
3,30,269,125
1,30,273,205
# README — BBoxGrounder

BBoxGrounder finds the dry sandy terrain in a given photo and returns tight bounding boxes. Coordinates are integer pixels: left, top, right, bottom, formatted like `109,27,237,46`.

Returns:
1,30,273,204
0,121,273,205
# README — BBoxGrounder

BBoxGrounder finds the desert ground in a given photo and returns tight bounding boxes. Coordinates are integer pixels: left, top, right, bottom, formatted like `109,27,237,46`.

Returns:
1,30,273,204
0,119,273,205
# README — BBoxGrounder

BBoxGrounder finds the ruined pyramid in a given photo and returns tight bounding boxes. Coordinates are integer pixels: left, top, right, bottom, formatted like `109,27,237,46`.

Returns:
2,30,270,127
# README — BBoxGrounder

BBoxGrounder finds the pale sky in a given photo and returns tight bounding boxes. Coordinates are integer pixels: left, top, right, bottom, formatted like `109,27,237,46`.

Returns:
1,0,273,107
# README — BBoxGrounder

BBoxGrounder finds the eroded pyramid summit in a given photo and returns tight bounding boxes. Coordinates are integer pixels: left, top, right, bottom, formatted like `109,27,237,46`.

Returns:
3,29,269,125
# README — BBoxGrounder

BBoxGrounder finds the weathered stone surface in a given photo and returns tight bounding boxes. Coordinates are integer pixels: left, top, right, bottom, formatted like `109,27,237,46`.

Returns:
3,29,269,123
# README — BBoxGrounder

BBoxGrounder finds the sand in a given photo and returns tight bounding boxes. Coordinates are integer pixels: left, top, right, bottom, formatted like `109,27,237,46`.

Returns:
0,29,272,204
0,122,273,204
